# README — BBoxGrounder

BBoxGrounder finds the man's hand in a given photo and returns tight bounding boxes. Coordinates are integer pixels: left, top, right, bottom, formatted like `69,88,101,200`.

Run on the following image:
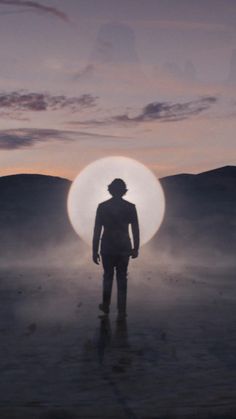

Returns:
93,252,100,265
131,249,139,259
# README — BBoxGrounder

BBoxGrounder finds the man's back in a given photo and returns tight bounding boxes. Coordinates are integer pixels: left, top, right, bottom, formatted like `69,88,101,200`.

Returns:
93,197,139,255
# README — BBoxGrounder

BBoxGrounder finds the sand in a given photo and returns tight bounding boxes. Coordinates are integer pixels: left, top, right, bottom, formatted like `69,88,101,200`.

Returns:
0,258,236,419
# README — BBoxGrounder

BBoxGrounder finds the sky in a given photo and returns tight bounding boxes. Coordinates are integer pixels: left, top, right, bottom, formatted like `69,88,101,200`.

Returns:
0,0,235,179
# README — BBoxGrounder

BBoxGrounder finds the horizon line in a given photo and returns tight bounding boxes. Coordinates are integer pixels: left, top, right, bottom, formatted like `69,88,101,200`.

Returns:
0,164,235,182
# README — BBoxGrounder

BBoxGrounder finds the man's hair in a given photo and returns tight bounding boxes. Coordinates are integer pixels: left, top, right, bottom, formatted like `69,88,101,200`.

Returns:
108,178,127,196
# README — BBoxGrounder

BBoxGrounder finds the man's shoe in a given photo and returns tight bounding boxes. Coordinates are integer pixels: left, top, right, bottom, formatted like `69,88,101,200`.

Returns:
98,303,109,314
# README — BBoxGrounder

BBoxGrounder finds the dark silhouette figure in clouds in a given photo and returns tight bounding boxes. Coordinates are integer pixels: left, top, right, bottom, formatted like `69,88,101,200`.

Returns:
93,179,140,319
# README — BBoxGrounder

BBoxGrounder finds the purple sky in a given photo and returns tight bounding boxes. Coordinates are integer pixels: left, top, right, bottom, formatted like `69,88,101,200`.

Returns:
0,0,235,179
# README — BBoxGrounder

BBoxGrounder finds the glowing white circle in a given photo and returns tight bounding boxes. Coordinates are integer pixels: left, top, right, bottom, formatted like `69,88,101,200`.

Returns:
67,156,165,246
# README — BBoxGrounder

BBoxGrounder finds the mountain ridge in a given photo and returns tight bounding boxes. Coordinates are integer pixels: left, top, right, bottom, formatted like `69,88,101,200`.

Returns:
0,164,235,182
0,165,234,260
160,165,236,181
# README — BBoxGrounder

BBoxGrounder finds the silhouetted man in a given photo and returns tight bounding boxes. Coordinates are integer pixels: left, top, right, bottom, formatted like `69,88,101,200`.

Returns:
93,178,140,319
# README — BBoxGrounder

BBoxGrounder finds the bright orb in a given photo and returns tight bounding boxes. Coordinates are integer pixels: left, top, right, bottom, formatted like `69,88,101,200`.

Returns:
67,156,165,246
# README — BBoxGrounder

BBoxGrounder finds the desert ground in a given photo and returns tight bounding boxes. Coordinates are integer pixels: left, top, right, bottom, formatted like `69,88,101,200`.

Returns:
0,246,236,419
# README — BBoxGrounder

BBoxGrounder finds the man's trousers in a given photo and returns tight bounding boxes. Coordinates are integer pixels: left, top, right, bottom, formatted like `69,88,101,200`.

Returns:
101,253,130,314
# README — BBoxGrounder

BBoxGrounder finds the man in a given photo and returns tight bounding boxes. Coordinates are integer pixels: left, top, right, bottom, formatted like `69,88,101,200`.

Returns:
92,178,140,319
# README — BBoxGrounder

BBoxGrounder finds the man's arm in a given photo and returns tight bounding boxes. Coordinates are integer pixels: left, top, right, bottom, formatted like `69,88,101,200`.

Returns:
131,205,140,258
92,205,103,264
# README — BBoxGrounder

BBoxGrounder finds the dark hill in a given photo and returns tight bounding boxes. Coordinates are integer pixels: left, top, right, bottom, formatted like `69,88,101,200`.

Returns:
0,166,235,260
157,165,236,258
160,165,236,217
0,174,76,256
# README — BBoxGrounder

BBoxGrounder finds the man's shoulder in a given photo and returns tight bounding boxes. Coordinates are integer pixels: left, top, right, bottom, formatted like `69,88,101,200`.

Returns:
97,198,136,209
99,198,112,206
122,199,136,209
97,199,112,210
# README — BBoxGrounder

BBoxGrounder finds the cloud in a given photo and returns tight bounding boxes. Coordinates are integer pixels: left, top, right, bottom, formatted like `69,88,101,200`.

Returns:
115,96,217,123
70,96,218,127
0,128,119,149
0,91,97,114
0,0,69,21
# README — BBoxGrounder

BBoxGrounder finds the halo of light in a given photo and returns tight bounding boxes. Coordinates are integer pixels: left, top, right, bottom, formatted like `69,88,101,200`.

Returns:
67,156,165,246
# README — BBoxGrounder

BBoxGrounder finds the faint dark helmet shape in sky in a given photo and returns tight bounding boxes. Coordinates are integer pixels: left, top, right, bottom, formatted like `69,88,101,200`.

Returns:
90,22,139,64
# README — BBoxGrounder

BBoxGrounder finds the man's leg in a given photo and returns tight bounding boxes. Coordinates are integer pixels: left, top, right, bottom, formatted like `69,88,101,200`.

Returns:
116,255,129,315
101,254,115,313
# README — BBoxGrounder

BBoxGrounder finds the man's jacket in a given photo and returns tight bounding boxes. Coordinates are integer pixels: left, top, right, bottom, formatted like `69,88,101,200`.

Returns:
93,198,140,255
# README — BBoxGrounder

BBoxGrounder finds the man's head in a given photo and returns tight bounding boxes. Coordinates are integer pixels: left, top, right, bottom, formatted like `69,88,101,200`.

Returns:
108,178,127,197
